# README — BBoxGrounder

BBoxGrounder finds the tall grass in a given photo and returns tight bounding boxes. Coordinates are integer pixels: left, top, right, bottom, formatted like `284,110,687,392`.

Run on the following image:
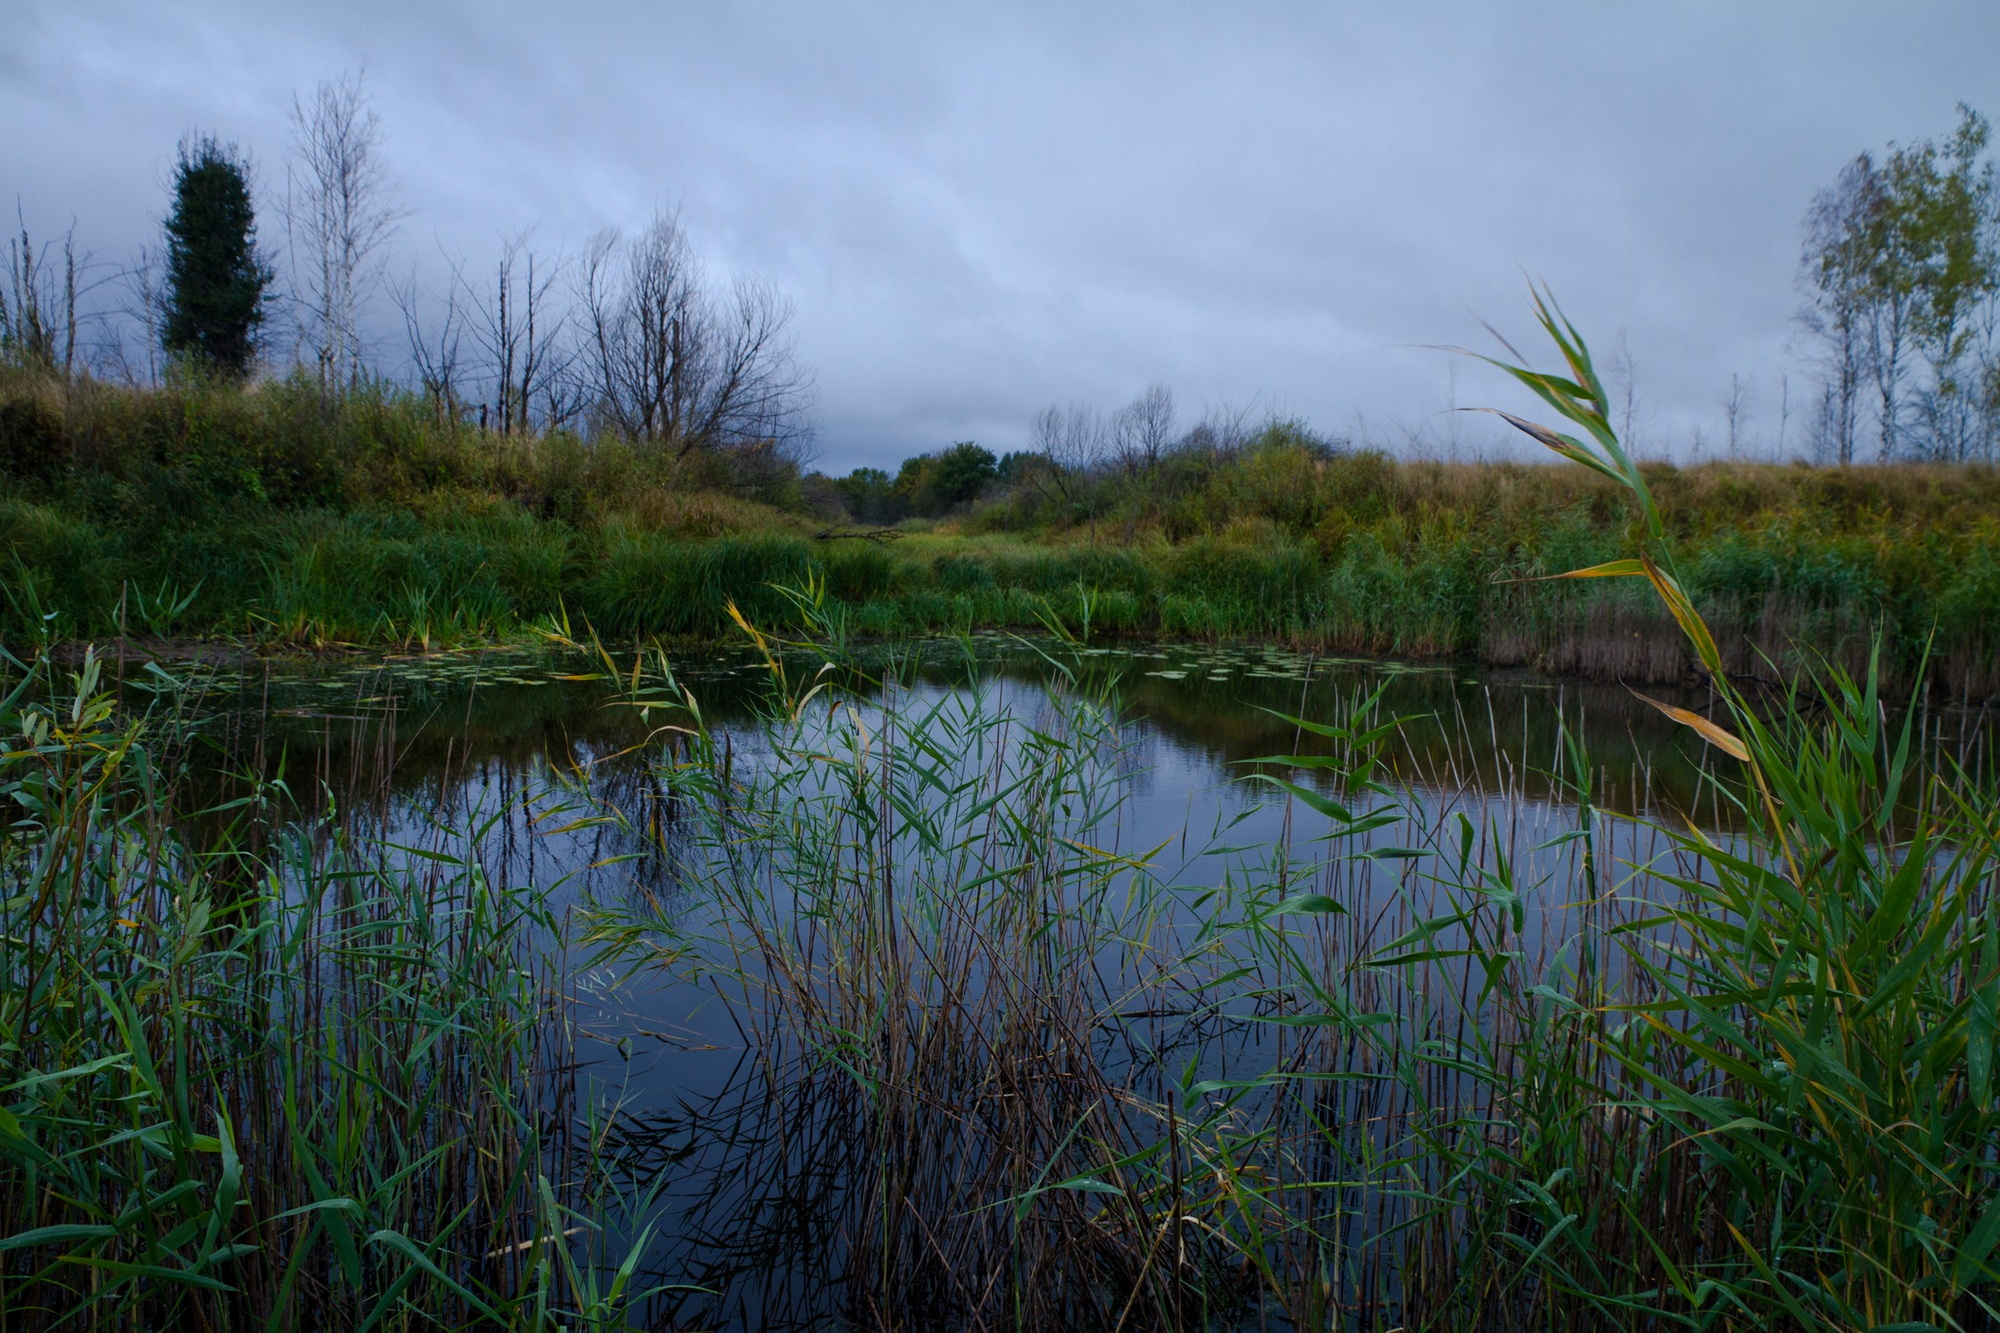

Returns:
1422,294,2000,1327
587,634,1277,1326
0,650,658,1328
1213,296,2000,1327
3,299,1998,1327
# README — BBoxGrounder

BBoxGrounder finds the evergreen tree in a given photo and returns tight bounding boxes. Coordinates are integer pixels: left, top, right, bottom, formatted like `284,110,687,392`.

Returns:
162,136,270,377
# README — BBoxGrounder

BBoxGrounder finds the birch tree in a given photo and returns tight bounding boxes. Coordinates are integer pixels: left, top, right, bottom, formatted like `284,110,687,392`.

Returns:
286,71,398,392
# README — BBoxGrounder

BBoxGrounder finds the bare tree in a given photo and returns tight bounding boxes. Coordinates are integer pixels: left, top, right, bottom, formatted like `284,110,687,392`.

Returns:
286,70,399,392
392,255,467,424
1182,402,1254,456
1,213,150,383
1109,382,1175,473
580,210,812,459
1031,401,1108,502
1607,331,1641,452
115,244,165,386
1,217,77,377
470,232,573,434
1722,373,1755,458
582,214,700,442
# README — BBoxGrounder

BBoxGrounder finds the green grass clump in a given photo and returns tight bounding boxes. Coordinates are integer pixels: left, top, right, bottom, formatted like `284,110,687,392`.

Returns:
1367,296,2000,1328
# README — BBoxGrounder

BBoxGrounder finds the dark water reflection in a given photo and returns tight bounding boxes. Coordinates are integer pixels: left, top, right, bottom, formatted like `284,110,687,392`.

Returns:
153,637,1995,1329
182,636,1734,816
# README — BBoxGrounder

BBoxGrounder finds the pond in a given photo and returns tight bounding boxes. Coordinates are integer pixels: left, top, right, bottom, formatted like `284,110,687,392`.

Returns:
111,635,2000,1328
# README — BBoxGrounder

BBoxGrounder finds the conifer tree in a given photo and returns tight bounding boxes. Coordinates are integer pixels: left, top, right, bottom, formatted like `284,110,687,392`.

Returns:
162,136,271,377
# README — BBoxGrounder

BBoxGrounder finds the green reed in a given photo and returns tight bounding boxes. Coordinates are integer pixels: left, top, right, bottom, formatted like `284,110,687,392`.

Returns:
1243,293,2000,1329
0,650,657,1329
1457,293,2000,1329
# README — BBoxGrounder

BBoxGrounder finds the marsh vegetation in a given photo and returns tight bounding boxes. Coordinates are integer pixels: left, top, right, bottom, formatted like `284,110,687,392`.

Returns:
5,309,2000,1330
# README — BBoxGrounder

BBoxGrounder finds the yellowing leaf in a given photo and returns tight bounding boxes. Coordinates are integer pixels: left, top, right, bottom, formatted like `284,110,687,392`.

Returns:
1552,558,1647,580
1638,553,1725,680
1628,689,1749,761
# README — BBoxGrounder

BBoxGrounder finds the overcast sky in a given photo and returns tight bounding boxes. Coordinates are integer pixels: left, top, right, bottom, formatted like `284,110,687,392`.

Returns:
6,2,1998,470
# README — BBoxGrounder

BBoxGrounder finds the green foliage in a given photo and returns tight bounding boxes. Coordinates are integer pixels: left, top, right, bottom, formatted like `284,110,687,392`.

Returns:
829,441,1000,521
577,531,815,636
161,137,272,379
910,440,998,512
830,465,900,523
0,393,65,485
1386,295,2000,1327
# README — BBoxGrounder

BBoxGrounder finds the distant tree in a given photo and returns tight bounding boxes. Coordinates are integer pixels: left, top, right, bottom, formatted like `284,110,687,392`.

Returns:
161,136,271,378
1721,373,1755,459
832,466,903,524
1607,332,1643,454
1030,402,1105,502
286,70,399,391
470,231,573,434
1179,403,1254,457
994,450,1047,485
1887,107,1997,460
921,441,997,511
851,443,1000,520
1798,153,1885,464
392,252,468,424
1110,382,1175,473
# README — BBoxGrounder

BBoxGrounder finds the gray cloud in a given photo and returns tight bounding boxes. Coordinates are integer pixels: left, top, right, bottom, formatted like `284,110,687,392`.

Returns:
5,1,1997,468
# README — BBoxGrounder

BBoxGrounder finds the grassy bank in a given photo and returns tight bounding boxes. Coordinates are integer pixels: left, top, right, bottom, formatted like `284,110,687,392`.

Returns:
3,366,1998,695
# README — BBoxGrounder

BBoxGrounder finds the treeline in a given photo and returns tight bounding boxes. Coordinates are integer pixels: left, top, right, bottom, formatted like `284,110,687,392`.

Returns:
4,325,1997,696
3,89,1998,696
815,384,1296,530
